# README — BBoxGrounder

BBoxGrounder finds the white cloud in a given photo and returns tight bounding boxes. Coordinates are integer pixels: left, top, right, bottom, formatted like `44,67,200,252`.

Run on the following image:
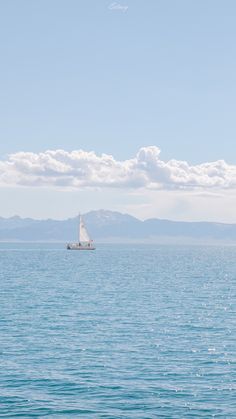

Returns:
0,146,236,190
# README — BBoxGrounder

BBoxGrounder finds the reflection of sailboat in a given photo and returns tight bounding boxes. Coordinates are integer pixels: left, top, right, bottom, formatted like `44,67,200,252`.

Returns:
67,214,95,250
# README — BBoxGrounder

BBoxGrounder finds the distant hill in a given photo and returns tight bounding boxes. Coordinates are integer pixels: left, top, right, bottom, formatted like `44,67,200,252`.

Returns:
0,210,236,243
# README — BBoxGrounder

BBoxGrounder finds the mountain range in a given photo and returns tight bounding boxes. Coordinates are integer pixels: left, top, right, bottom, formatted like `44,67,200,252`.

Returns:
1,210,236,243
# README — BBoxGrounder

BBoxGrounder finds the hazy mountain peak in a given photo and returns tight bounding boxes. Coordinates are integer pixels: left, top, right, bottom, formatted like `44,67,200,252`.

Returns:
85,209,139,224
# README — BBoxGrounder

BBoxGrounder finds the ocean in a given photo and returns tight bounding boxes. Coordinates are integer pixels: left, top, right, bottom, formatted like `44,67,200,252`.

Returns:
0,243,235,417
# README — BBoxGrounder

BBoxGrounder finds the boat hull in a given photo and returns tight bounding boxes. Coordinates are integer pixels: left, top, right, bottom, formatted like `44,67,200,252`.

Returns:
67,243,95,250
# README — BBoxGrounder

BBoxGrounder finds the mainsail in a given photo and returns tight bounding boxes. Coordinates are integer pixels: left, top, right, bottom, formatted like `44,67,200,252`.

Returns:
79,215,91,243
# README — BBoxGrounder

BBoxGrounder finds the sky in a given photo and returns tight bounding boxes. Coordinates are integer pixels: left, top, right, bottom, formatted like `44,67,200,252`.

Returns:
1,0,236,221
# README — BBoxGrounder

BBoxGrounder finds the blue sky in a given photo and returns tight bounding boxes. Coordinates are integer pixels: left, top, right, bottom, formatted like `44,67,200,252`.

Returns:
1,0,236,221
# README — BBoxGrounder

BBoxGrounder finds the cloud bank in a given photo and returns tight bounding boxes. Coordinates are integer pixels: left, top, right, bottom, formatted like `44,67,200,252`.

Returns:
0,146,236,190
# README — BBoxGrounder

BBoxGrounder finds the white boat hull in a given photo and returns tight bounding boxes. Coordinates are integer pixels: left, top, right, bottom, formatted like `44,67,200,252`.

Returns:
67,243,95,250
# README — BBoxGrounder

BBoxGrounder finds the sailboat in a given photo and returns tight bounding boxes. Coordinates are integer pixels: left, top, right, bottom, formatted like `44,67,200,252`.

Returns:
67,214,95,250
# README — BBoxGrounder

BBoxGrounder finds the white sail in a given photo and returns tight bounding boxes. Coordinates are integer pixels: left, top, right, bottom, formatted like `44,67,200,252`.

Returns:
79,216,91,243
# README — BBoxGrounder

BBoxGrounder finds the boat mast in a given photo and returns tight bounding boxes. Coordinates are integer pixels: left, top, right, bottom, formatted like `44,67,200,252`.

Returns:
78,213,81,242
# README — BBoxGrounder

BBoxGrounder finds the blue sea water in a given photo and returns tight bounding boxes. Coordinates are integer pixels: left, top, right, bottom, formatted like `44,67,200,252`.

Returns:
0,244,235,418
